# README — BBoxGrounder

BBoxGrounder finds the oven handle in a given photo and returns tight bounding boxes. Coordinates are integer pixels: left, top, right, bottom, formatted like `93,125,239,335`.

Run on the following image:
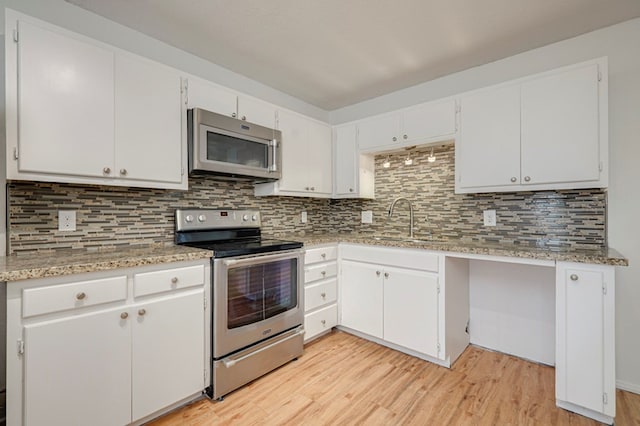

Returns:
221,249,303,268
222,327,306,368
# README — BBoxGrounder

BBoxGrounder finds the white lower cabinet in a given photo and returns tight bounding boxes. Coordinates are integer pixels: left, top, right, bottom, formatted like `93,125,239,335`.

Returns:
340,260,384,338
7,260,209,426
555,262,615,424
303,245,338,342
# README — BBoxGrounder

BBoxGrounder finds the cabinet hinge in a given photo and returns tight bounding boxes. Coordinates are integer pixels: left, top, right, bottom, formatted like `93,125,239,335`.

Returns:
204,369,207,382
599,161,603,172
437,284,440,294
204,296,207,310
17,339,24,355
603,392,608,405
181,167,185,176
13,147,18,160
455,103,461,113
13,29,18,43
437,343,441,354
598,71,602,82
603,282,607,295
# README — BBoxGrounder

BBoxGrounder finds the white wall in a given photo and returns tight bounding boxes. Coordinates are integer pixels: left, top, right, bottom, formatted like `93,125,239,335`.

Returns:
332,18,640,391
0,0,329,123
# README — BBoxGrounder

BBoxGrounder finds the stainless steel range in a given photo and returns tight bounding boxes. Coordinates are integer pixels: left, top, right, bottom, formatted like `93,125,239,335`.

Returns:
175,209,304,400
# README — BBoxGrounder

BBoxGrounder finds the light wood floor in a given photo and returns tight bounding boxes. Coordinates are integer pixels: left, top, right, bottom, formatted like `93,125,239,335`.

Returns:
149,331,640,425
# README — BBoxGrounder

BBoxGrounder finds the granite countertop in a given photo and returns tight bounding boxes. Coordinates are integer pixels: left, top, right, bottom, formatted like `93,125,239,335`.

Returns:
278,233,628,267
0,245,213,282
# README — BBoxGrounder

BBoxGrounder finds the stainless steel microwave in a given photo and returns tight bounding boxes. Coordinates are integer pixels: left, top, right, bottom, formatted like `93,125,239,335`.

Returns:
187,108,282,181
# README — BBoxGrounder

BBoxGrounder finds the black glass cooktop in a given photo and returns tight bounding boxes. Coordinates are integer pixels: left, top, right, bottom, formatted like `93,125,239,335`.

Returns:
181,237,303,258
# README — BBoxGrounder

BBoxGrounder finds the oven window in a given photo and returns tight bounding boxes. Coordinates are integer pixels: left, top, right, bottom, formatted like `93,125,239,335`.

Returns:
226,258,298,329
206,131,268,169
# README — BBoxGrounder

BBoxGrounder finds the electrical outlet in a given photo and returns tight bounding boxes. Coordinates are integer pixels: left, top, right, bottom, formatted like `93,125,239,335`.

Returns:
300,211,308,223
58,210,77,231
361,210,373,224
483,209,496,227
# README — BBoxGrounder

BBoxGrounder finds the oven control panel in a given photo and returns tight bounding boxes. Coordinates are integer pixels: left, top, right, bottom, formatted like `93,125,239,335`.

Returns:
175,209,261,231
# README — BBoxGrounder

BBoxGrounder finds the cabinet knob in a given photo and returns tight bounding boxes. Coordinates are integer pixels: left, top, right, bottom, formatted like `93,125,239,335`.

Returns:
510,177,517,183
403,134,408,140
241,115,246,121
321,253,326,258
120,312,129,320
120,168,127,176
321,292,326,298
376,271,381,276
305,187,310,190
321,319,326,326
171,277,178,284
138,309,146,316
349,188,354,192
75,292,86,301
232,112,237,118
384,272,389,278
310,187,315,191
570,274,579,281
524,176,531,182
103,167,111,175
392,137,397,142
321,270,326,276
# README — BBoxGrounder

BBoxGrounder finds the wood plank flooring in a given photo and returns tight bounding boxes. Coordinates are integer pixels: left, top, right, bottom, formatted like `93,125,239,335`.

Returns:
149,331,640,425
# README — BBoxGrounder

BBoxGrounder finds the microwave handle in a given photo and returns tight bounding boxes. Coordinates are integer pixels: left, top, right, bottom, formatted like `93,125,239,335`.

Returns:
269,139,278,172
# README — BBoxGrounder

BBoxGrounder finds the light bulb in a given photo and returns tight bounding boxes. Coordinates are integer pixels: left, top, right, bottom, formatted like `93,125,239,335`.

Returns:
404,156,413,166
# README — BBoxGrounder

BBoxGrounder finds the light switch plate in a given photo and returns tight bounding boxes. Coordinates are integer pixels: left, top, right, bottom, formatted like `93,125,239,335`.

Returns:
58,210,76,231
483,209,496,227
361,210,373,224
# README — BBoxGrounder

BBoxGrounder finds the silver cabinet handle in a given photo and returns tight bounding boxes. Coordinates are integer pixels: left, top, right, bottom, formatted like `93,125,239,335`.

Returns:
241,115,246,121
231,112,237,118
376,271,381,276
171,277,178,284
403,134,408,139
120,312,128,319
321,292,326,298
524,176,531,182
384,272,389,278
120,168,127,176
570,274,579,281
510,177,517,183
76,292,86,300
392,136,397,142
138,309,146,316
103,167,111,175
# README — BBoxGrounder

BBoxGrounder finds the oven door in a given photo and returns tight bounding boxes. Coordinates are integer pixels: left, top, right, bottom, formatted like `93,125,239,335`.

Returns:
212,249,304,358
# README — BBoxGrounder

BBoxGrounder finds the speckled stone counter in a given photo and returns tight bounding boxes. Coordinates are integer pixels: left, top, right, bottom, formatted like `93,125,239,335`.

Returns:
275,233,628,267
0,245,213,282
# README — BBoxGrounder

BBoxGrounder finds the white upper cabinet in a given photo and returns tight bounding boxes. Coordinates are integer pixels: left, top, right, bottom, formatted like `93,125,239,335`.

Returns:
456,59,607,194
114,53,183,184
333,124,374,198
358,98,456,152
237,96,277,129
14,19,115,178
185,77,237,117
254,109,332,197
5,11,187,190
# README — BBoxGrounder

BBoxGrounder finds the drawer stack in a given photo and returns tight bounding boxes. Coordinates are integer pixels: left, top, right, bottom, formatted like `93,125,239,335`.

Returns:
304,244,338,342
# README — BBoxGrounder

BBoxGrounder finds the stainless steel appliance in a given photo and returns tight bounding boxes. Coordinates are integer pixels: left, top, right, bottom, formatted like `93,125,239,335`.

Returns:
187,108,282,181
175,209,304,400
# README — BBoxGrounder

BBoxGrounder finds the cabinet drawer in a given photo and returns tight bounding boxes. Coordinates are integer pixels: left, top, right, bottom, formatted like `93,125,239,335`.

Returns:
304,304,337,342
23,276,127,318
305,246,338,265
304,262,337,283
134,265,205,298
304,279,337,312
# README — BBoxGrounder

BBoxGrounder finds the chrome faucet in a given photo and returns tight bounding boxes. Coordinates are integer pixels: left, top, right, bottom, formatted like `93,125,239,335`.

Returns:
388,197,414,238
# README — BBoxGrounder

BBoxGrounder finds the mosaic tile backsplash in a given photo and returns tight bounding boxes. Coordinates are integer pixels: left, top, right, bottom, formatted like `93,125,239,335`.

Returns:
7,144,606,254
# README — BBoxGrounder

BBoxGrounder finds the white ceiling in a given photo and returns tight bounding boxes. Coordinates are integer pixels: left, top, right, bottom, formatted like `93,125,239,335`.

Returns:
66,0,640,110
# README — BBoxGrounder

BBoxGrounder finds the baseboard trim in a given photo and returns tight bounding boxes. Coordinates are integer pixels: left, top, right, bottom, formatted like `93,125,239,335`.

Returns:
617,380,640,395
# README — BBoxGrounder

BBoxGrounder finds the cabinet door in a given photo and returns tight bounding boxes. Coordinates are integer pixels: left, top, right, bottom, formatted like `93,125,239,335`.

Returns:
357,114,400,151
556,265,614,417
132,289,205,421
17,19,115,178
402,99,456,143
383,267,439,358
115,53,183,184
521,64,600,185
307,120,333,194
340,261,383,338
237,96,277,129
457,85,521,189
186,77,237,118
277,110,309,192
23,308,131,426
334,125,358,195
